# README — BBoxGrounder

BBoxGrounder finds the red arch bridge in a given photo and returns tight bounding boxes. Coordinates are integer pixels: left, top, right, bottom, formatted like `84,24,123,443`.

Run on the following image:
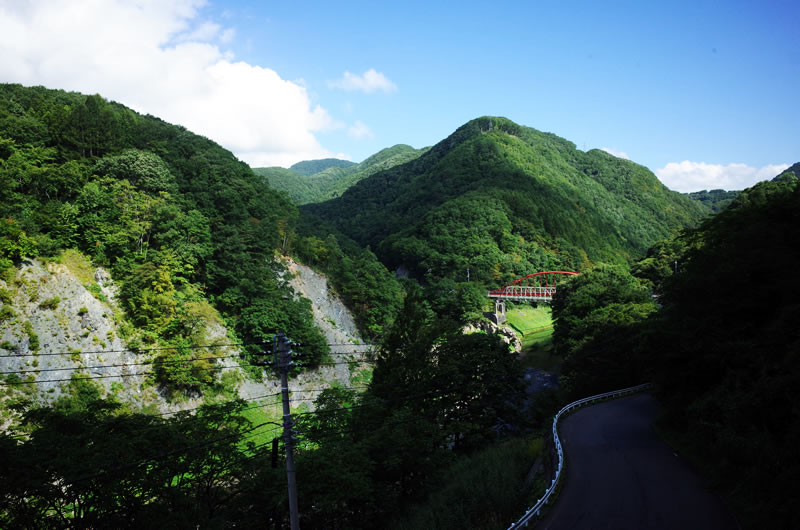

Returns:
488,271,579,323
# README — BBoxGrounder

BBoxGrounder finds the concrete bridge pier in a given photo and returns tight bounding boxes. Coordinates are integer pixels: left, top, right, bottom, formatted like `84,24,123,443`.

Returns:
495,298,506,324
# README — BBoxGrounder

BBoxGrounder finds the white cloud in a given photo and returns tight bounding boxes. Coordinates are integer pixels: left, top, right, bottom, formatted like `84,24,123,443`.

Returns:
219,27,236,45
328,68,397,94
0,0,335,167
655,161,789,192
348,120,374,139
601,147,630,160
173,21,222,43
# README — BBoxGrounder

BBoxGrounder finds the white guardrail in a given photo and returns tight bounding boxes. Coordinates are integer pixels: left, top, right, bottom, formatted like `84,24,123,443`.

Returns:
507,382,652,529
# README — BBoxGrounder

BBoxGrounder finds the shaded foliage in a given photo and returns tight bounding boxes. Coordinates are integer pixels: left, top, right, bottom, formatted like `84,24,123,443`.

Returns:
0,399,266,529
644,175,800,529
289,289,527,527
551,265,656,397
550,172,800,528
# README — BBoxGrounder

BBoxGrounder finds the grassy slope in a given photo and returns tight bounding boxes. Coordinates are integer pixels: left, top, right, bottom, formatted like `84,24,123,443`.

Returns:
505,305,559,371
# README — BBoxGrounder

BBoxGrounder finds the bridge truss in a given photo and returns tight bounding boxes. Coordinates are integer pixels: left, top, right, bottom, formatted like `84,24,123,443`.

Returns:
488,271,579,322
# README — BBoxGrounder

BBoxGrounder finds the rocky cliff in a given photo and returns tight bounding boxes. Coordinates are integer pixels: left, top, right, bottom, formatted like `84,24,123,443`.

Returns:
0,251,369,424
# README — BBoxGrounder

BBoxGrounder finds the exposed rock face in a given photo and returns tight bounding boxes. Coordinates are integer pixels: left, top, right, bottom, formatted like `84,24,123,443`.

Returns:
463,320,522,353
0,255,370,419
0,260,148,406
237,258,371,409
284,258,366,352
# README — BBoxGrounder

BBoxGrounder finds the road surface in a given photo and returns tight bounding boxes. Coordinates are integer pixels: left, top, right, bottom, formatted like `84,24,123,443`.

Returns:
537,393,736,529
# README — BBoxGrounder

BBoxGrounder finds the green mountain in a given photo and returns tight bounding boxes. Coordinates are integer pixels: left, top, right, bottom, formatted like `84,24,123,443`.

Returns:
0,83,334,392
289,157,356,176
254,165,323,204
774,161,800,181
685,189,740,213
254,144,426,204
307,117,708,287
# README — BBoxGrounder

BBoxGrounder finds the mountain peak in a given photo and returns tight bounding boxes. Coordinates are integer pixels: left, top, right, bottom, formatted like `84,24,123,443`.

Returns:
289,158,356,176
773,162,800,181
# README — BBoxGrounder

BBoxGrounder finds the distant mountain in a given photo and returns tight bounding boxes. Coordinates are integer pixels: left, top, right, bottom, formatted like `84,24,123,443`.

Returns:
306,117,708,286
684,164,799,214
255,144,426,204
289,158,356,176
685,189,740,213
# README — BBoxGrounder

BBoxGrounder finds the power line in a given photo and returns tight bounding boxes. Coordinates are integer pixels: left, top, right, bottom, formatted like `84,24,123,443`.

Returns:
0,341,376,359
0,341,254,358
0,354,243,375
0,363,231,386
141,385,369,418
151,392,285,417
312,360,376,367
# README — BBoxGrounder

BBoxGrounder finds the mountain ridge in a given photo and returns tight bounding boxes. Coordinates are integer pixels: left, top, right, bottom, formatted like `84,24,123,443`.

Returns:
306,116,708,286
254,144,426,204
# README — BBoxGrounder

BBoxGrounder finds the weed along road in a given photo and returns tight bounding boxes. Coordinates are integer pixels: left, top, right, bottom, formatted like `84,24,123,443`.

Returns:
537,393,736,530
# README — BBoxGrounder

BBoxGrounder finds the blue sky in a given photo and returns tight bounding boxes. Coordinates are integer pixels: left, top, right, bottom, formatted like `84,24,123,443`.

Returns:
1,0,797,191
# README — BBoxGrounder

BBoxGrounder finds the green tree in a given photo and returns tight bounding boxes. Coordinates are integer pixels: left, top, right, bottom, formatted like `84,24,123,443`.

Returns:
552,264,656,396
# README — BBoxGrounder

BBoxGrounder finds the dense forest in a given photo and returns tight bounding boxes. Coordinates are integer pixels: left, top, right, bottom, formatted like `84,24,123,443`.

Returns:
550,174,800,529
254,144,426,205
308,117,708,289
0,84,536,528
685,188,740,212
0,83,400,394
1,83,794,528
0,83,317,389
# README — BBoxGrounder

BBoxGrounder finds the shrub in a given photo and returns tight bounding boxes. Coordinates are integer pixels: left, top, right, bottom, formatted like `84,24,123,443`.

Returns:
23,321,39,352
39,296,61,310
0,305,15,322
0,287,13,304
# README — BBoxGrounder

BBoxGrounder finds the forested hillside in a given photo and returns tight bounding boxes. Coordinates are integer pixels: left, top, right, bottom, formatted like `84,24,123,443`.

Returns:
0,87,539,529
255,144,426,204
6,83,788,529
308,117,708,289
550,171,800,529
685,189,740,212
289,158,356,176
0,83,332,394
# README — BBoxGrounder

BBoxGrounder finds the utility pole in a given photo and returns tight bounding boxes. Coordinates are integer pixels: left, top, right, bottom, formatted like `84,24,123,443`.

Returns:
275,332,300,530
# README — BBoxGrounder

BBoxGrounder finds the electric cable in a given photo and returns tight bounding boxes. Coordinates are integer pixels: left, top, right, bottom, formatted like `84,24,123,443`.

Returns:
0,353,242,375
0,341,255,358
0,363,231,385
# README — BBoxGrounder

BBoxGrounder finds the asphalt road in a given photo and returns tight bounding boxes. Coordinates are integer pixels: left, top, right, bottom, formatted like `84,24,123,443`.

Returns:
537,393,737,530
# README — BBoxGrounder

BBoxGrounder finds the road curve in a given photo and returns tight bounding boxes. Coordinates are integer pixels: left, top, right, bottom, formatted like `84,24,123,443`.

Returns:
537,393,736,530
